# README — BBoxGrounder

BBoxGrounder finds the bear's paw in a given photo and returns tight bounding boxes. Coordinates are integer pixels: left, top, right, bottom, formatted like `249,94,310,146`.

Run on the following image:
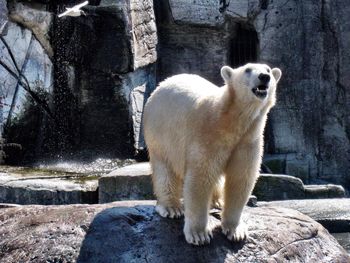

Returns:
222,221,248,242
155,204,184,219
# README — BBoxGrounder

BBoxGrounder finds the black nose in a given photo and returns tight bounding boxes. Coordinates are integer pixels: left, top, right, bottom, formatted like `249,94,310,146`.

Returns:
258,73,270,84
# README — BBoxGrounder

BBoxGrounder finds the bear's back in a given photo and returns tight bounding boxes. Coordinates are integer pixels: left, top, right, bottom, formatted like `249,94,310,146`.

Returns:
143,74,220,175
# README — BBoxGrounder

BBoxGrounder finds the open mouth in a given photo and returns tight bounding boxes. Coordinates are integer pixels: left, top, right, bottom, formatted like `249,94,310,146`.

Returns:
252,85,268,99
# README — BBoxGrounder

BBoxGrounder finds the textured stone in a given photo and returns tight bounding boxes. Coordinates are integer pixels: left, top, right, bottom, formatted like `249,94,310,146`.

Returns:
0,0,7,34
304,184,346,199
331,233,350,254
258,198,350,233
253,174,305,201
45,1,157,158
263,154,286,174
168,0,224,26
254,0,350,188
130,0,158,69
121,66,156,150
285,153,311,183
96,0,157,72
157,24,229,84
99,162,153,203
0,201,348,262
8,2,53,58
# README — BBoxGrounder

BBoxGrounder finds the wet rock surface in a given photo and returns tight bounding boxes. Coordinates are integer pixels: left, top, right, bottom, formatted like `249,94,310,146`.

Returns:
0,166,98,205
0,159,135,205
0,201,348,263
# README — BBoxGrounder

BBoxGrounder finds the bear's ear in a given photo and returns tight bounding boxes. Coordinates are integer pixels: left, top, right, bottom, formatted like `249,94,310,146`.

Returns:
221,66,235,82
272,68,282,83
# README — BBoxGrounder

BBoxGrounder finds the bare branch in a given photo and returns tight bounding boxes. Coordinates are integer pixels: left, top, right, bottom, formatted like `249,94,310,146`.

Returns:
0,58,54,119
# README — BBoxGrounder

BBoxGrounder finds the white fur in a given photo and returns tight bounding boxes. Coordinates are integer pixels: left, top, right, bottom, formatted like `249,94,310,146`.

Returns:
143,63,281,245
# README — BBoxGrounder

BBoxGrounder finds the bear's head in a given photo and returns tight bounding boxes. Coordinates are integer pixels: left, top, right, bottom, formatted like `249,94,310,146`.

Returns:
221,63,282,105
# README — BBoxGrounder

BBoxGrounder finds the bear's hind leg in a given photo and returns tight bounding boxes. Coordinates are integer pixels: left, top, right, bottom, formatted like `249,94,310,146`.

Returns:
150,154,183,219
211,176,224,209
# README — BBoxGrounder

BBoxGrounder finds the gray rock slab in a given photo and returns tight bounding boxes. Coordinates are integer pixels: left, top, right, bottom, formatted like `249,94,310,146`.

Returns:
254,174,305,200
254,174,345,201
258,198,350,233
99,162,153,203
304,184,346,199
0,201,348,262
0,167,98,205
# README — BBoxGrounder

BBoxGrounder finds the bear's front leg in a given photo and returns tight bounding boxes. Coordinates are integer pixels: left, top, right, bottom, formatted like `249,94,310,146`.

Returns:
222,140,262,242
183,169,215,245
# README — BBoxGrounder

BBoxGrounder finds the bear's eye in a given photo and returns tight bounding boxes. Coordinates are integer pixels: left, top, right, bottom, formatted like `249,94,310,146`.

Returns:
266,68,270,73
245,68,252,74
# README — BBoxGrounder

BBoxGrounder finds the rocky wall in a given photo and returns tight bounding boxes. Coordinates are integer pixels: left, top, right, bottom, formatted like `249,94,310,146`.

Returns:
0,0,157,161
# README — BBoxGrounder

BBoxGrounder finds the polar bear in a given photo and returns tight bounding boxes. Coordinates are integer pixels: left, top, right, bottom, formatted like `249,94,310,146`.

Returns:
143,63,282,245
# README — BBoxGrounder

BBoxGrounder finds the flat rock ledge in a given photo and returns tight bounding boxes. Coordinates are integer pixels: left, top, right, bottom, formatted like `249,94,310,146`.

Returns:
99,163,345,203
258,198,350,233
0,168,98,205
0,201,349,263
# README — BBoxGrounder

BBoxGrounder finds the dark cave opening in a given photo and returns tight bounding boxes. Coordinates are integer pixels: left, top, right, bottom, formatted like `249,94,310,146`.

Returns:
230,24,259,68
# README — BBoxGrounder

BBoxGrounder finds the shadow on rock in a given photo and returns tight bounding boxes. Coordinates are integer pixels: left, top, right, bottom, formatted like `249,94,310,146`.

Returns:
76,205,244,263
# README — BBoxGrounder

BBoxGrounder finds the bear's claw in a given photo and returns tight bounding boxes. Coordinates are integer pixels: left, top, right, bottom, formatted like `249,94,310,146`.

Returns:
155,204,184,219
222,222,248,242
184,228,212,245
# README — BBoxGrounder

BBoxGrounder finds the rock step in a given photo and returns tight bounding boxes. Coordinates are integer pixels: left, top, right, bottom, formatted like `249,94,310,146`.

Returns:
0,162,346,205
258,198,350,233
0,201,348,262
98,163,345,203
0,168,98,205
253,174,345,201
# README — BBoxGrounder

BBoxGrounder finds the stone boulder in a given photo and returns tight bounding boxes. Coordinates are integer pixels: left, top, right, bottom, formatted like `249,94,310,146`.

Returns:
0,201,348,262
